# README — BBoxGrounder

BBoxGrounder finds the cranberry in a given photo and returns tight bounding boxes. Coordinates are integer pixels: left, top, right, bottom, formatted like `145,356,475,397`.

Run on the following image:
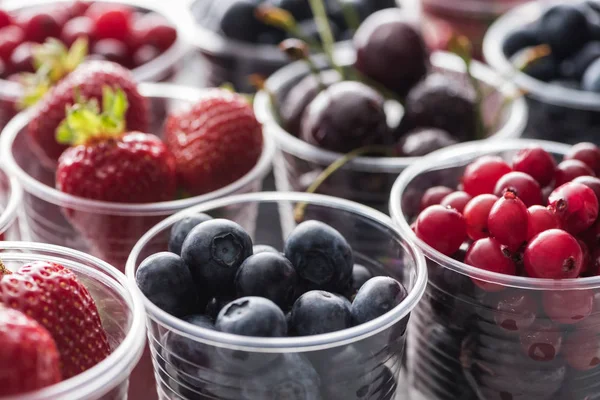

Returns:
9,41,35,73
579,239,592,275
440,191,472,214
589,248,600,277
0,11,13,30
17,12,61,43
493,290,538,333
92,7,132,42
462,156,512,196
464,238,516,291
420,186,453,211
573,175,600,203
576,291,600,328
523,229,583,279
132,13,177,51
543,290,593,325
132,45,160,67
554,159,595,187
548,182,599,235
526,205,561,240
493,171,543,207
463,194,498,241
579,218,600,250
488,191,529,252
564,330,600,371
0,26,24,62
91,39,130,66
565,142,600,176
60,16,94,47
520,319,563,362
415,205,467,256
512,146,557,187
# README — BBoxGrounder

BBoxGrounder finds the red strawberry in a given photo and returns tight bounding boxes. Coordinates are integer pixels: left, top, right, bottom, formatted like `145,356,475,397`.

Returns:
164,89,263,196
0,262,110,379
0,305,62,396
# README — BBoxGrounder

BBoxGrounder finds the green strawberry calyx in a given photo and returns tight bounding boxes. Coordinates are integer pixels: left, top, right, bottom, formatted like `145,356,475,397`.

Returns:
56,86,129,146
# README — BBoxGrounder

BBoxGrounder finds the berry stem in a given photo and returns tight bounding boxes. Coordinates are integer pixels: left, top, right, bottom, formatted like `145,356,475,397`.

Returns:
338,1,361,34
308,0,345,79
255,6,323,51
279,39,326,91
0,259,11,276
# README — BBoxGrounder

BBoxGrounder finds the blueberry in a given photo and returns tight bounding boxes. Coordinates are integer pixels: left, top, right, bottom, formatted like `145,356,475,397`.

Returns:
135,252,198,317
350,264,373,294
396,127,458,157
163,331,211,388
284,220,353,290
169,213,213,256
181,219,253,295
252,244,280,254
184,314,215,330
502,25,542,57
351,277,407,325
583,57,600,92
560,42,600,79
539,4,590,59
290,290,352,335
216,297,287,337
235,252,298,309
522,54,559,82
205,295,236,321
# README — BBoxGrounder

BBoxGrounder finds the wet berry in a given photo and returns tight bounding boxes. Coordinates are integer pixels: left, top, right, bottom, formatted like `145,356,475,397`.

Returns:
18,12,61,43
548,182,599,235
419,186,453,211
464,238,516,291
493,171,543,207
415,205,467,256
554,159,595,187
565,142,600,176
526,205,561,240
93,7,132,41
494,290,538,333
542,290,594,325
520,319,563,362
440,191,472,214
488,191,529,252
462,156,512,197
523,229,583,279
463,194,499,241
564,330,600,371
511,146,557,187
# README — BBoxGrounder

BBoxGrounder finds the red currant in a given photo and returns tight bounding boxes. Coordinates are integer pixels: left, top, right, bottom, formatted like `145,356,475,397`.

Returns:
520,319,562,362
420,186,453,211
132,13,177,51
493,290,538,333
488,191,529,252
565,142,600,176
526,205,561,241
9,41,35,73
414,205,467,256
555,159,595,187
440,191,472,214
92,7,132,42
523,229,583,279
564,330,600,371
462,156,512,196
91,39,130,67
0,26,24,62
512,146,557,187
132,44,160,67
60,16,94,47
17,12,61,43
464,238,516,291
493,171,542,207
463,194,498,241
0,10,13,30
548,182,599,235
542,289,593,325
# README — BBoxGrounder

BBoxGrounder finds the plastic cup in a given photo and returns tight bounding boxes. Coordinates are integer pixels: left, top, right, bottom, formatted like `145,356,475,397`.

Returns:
254,47,528,214
0,164,21,241
0,241,145,400
389,139,600,400
0,82,275,271
483,1,600,145
126,191,427,400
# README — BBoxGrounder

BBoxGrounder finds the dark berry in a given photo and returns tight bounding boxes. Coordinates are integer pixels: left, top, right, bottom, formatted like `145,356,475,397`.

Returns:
218,0,273,43
169,213,213,256
579,239,592,275
415,205,467,256
354,9,428,97
488,191,529,252
493,290,538,333
181,219,253,294
300,81,390,153
253,244,279,254
539,4,590,59
205,296,235,321
349,264,373,294
524,229,583,279
132,44,160,67
520,319,563,362
396,127,458,157
351,276,407,325
91,39,130,66
548,182,599,235
573,175,600,202
555,159,596,186
564,330,600,371
463,194,499,241
526,205,561,240
542,289,594,325
561,41,600,79
0,26,24,62
440,191,472,214
464,238,516,291
511,146,557,187
9,42,35,73
290,290,352,335
462,156,512,196
583,57,600,92
274,0,313,21
235,252,297,309
17,12,61,43
419,186,453,211
502,25,542,57
216,297,287,337
132,13,177,51
135,252,198,317
184,314,215,330
493,171,543,207
92,6,132,41
522,54,559,82
60,16,94,47
565,142,600,176
284,220,353,290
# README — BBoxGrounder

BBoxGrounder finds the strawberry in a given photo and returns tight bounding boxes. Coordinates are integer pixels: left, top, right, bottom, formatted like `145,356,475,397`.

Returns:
0,262,110,379
0,305,61,396
164,89,263,196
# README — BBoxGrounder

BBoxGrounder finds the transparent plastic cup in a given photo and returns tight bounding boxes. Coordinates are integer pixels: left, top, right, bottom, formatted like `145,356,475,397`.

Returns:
0,241,145,400
483,1,600,145
389,139,600,400
254,47,528,214
0,164,21,241
0,82,275,271
126,191,428,400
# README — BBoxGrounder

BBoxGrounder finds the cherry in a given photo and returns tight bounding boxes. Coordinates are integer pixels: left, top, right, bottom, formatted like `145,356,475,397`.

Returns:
9,42,35,73
414,205,467,256
564,330,600,371
0,26,24,62
512,146,557,187
579,239,592,275
60,16,94,47
463,194,499,241
493,171,543,207
91,39,130,67
524,229,583,279
520,319,563,362
573,175,600,203
464,238,516,291
440,191,472,214
554,159,595,187
132,13,177,52
132,45,160,67
0,11,13,30
488,191,529,252
68,1,91,18
565,142,600,176
396,128,457,157
493,290,538,333
420,186,453,211
462,156,512,197
92,7,132,42
543,289,594,325
17,12,61,43
526,205,561,241
548,182,599,235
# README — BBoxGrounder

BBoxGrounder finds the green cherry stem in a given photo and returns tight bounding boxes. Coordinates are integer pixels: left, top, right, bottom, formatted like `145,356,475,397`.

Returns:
308,0,345,79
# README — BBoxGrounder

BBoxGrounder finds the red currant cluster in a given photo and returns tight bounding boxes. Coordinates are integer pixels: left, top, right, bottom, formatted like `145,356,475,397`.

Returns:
414,142,600,288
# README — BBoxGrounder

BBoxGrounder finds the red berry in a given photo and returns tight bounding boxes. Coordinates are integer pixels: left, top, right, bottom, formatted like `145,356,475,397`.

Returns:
512,146,557,187
580,218,600,251
548,182,599,235
91,39,130,66
68,1,91,17
465,238,516,291
564,330,600,371
462,155,512,196
0,26,24,62
0,10,13,30
60,16,94,47
414,205,467,256
132,44,159,67
493,171,543,207
9,41,35,73
573,175,600,203
520,319,562,362
131,12,177,51
524,229,583,279
565,142,600,176
493,290,538,333
589,248,600,277
579,239,592,275
463,194,499,241
488,191,529,252
17,12,61,43
440,191,472,214
420,186,453,211
555,159,595,187
543,289,593,325
526,205,561,241
92,7,132,41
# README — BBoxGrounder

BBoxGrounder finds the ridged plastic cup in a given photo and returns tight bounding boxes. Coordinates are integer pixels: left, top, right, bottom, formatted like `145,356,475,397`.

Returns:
389,139,600,400
0,241,145,400
0,82,275,271
483,1,600,145
254,47,528,214
126,191,428,400
0,164,21,241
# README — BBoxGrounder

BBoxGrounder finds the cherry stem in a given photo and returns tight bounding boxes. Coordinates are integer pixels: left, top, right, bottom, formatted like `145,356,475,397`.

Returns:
255,5,322,51
308,0,345,79
339,1,360,34
294,145,395,222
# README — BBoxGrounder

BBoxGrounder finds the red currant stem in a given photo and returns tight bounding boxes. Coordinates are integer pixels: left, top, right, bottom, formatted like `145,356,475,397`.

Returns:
308,0,345,79
294,145,395,222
